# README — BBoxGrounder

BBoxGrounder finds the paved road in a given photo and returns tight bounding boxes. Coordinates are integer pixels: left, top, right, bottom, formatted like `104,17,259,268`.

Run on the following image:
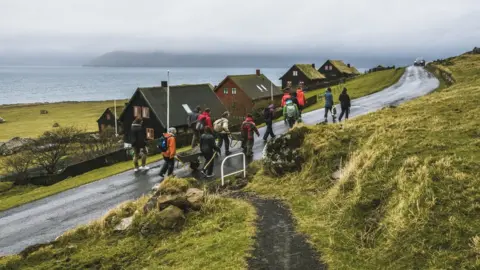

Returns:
0,66,439,256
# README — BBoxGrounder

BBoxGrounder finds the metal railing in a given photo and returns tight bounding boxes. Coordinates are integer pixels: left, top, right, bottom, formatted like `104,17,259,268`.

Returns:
220,152,246,186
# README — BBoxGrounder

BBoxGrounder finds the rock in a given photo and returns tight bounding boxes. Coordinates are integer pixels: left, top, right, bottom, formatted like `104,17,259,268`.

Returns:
0,117,5,123
262,126,309,176
157,193,190,211
143,195,158,214
40,110,49,114
0,137,34,155
52,122,60,128
157,205,185,229
332,170,342,180
185,188,204,210
114,216,133,231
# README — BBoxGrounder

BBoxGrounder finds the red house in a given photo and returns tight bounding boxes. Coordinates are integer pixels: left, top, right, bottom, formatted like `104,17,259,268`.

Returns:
214,69,282,117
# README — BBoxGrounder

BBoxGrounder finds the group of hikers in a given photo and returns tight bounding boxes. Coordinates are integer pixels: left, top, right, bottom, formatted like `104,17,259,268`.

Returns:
129,85,352,179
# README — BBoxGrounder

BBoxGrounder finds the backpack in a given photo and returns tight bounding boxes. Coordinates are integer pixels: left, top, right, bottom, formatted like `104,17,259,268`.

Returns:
157,134,169,152
286,104,296,118
263,108,271,121
187,112,198,128
213,119,224,133
195,117,205,131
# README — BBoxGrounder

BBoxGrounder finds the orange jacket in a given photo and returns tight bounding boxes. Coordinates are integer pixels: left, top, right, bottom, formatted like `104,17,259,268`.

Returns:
281,93,291,107
162,133,177,158
296,89,306,106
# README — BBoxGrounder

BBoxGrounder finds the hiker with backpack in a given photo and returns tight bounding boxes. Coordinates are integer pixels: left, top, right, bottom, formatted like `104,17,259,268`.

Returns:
263,104,276,142
338,87,351,122
281,89,292,107
188,106,202,147
241,113,260,157
131,117,150,172
324,87,336,123
296,86,306,114
283,99,300,129
213,111,231,156
159,127,177,178
196,108,213,133
200,126,220,178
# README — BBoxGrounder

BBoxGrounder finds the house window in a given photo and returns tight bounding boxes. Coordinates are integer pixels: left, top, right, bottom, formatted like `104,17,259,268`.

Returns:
299,81,304,85
146,128,154,140
293,70,298,76
287,81,292,87
142,107,150,118
106,113,111,120
133,106,141,117
224,88,228,94
232,88,237,94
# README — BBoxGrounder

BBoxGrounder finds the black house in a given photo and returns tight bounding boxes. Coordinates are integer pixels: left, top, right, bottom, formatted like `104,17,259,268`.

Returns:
318,60,361,80
279,64,326,90
96,106,123,133
119,82,227,144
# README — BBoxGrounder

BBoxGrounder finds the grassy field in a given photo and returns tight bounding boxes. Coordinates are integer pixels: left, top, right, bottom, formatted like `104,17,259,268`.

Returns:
0,178,256,270
0,146,190,212
247,54,480,269
0,100,127,142
303,68,405,112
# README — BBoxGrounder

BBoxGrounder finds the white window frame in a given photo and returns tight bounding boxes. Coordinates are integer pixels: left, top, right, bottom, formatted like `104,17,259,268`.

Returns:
146,128,154,140
232,88,237,95
224,88,229,94
293,70,298,76
142,107,150,118
133,106,141,117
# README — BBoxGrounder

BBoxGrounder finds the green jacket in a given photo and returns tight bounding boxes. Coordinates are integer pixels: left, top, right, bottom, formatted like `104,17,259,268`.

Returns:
283,103,300,120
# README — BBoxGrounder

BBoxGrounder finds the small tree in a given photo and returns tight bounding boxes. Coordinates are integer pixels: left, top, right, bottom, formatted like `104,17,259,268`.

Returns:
1,151,33,185
30,126,82,174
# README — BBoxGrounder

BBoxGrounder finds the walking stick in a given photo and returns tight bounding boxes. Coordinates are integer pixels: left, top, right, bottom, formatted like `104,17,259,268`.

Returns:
202,151,218,171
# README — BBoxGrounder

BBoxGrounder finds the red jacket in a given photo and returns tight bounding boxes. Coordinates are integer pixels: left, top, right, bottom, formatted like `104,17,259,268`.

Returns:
241,117,259,140
281,93,292,107
197,111,213,128
296,89,306,106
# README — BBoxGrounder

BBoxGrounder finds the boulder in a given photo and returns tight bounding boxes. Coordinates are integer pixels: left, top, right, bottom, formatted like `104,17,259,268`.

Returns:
157,205,185,229
185,188,204,210
52,122,60,128
262,126,309,176
157,193,190,211
0,117,5,123
114,216,133,231
0,137,33,155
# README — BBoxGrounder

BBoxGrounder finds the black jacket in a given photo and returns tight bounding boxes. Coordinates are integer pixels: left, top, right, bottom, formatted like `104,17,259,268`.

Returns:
200,133,219,155
131,123,146,148
339,93,351,108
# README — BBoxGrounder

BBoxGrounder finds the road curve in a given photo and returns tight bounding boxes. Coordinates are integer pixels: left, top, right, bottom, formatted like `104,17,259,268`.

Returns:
0,66,439,255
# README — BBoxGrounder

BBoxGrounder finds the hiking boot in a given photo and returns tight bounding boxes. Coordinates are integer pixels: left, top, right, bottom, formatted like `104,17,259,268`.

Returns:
134,168,139,172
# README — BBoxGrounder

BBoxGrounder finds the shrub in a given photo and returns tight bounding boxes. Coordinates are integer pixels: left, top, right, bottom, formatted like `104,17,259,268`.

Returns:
1,151,33,185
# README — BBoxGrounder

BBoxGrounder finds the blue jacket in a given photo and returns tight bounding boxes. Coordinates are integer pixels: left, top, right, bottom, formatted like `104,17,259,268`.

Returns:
324,91,333,107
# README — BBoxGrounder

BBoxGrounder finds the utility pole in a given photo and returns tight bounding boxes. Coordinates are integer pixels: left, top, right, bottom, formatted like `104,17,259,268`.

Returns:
167,70,170,130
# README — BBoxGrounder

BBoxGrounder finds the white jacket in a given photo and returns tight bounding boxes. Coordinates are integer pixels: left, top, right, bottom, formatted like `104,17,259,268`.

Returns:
214,118,230,133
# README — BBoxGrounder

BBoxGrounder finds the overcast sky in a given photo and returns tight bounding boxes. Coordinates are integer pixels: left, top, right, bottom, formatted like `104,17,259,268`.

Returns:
0,0,479,59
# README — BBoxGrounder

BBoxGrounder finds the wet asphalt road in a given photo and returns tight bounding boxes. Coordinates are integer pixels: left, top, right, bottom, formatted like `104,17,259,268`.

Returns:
0,66,439,256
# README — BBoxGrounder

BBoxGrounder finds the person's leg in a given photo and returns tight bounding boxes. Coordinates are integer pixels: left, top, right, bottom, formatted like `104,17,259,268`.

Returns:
141,148,147,167
224,134,230,154
247,139,254,156
324,107,329,121
217,133,224,149
159,156,168,176
339,107,345,121
206,153,215,176
263,122,271,140
133,147,140,169
346,108,350,119
167,157,175,176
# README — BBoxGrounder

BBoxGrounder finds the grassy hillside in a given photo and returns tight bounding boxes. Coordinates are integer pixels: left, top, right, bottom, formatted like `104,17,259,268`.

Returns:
0,100,127,142
247,54,480,269
304,68,405,112
0,179,256,270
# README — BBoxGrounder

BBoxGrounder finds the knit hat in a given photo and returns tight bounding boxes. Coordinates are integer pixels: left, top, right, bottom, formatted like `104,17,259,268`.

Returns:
168,127,177,135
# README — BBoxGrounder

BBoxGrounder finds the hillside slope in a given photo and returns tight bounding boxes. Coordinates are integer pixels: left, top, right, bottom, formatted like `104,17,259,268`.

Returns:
248,54,480,269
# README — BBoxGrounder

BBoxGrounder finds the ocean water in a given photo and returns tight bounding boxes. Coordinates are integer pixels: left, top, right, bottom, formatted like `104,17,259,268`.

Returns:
0,66,288,105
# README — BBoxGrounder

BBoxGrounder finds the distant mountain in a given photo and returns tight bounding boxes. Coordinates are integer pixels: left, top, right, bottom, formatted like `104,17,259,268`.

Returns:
85,51,325,68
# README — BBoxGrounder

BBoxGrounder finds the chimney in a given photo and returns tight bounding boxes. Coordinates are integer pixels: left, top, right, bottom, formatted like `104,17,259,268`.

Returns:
161,81,168,87
347,63,351,68
312,63,315,69
256,69,261,76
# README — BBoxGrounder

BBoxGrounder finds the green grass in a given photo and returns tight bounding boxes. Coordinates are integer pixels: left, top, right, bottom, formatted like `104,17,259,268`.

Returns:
247,54,480,269
0,100,127,142
0,179,257,270
0,146,190,212
303,68,406,113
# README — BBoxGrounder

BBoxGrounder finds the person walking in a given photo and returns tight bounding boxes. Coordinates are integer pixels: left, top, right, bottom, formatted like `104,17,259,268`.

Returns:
283,99,300,129
200,126,220,178
197,108,213,129
241,113,260,157
159,127,177,178
296,86,306,114
130,117,149,172
214,111,231,155
263,104,276,142
338,87,351,122
188,106,202,147
324,87,335,123
281,89,292,107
